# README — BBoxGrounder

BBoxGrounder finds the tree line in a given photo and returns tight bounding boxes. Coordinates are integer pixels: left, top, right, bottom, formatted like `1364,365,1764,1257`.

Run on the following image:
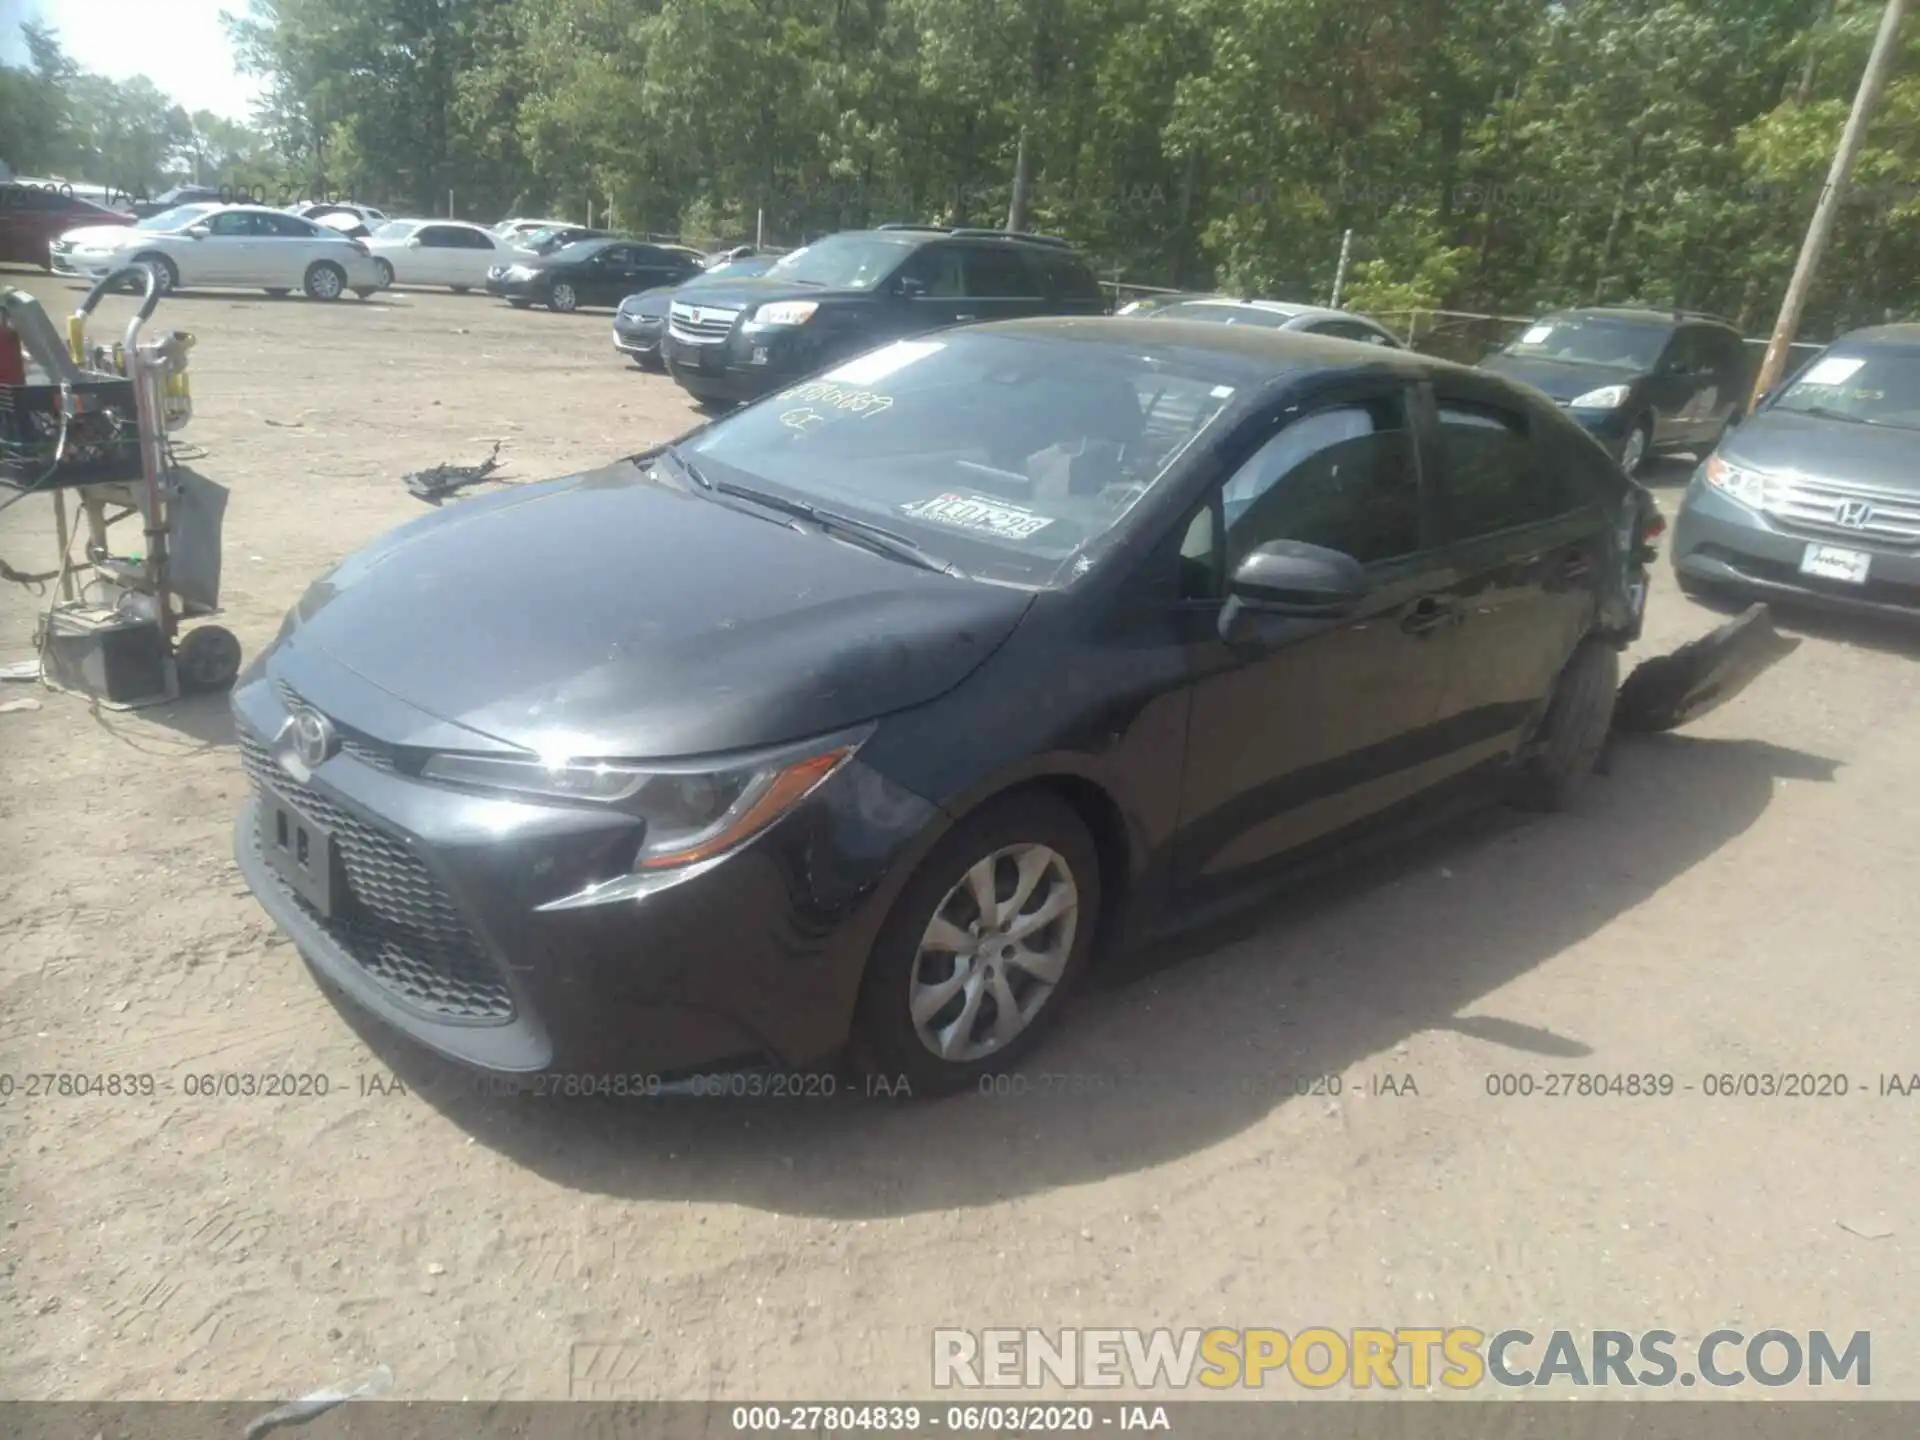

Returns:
7,1,1918,339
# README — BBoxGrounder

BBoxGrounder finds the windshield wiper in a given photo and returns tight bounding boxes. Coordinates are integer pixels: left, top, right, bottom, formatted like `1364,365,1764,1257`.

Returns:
651,443,713,490
1792,404,1875,426
714,480,962,576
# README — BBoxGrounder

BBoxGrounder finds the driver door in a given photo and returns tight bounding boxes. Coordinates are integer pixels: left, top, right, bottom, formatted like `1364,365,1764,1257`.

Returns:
186,209,259,284
1174,378,1461,899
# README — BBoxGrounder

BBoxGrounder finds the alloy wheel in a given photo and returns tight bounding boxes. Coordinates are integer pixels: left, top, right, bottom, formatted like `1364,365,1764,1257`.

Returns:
1619,423,1649,476
550,282,577,312
908,843,1078,1063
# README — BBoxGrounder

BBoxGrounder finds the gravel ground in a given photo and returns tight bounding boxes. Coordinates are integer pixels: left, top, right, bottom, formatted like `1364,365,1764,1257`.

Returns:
1,270,1917,1404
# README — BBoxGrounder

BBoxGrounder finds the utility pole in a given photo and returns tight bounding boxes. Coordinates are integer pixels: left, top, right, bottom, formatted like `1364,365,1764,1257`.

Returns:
1329,228,1354,309
1751,0,1907,407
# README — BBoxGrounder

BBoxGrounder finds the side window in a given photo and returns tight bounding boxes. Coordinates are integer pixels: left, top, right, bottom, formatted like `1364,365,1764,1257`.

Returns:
599,245,635,267
207,211,255,237
418,225,460,247
268,214,320,237
1222,397,1421,568
1661,329,1709,375
1435,399,1567,535
961,245,1043,299
898,245,966,298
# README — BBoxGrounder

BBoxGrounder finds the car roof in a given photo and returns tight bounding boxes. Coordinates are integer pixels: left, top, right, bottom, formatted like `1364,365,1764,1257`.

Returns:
1547,306,1739,331
1830,323,1920,351
971,315,1464,381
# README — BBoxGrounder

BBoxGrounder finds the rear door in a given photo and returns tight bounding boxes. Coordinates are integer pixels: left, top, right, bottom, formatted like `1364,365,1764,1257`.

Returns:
1420,379,1606,770
1647,326,1715,448
411,224,465,285
1174,376,1464,894
956,242,1048,324
582,244,642,306
260,212,330,285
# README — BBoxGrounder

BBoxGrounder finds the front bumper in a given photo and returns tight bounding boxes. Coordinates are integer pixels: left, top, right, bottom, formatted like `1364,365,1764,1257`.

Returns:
486,274,548,301
229,666,940,1078
613,316,663,360
661,327,820,404
1672,473,1920,618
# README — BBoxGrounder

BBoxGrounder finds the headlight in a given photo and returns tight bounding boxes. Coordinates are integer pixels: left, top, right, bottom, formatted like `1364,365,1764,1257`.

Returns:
1703,453,1775,510
1569,384,1630,409
419,737,859,869
746,300,819,328
504,265,536,280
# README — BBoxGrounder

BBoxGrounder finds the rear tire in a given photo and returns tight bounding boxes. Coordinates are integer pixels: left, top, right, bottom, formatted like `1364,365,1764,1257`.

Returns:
1511,638,1619,812
131,253,178,296
852,791,1102,1096
372,258,395,288
303,261,346,301
547,280,579,313
1618,416,1653,477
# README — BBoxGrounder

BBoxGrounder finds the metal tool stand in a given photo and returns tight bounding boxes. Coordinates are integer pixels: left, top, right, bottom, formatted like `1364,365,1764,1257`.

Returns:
0,265,240,708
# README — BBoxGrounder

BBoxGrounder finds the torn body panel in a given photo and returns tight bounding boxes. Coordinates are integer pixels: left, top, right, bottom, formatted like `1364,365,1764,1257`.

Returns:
1612,602,1800,734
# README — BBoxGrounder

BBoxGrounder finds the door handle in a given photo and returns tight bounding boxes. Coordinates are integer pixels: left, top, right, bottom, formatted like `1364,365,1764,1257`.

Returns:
953,312,977,321
1400,597,1455,636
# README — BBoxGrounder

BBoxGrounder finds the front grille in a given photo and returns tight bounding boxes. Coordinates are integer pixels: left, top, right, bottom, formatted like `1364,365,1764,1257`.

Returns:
239,733,514,1023
275,681,396,771
668,302,739,344
1762,475,1920,549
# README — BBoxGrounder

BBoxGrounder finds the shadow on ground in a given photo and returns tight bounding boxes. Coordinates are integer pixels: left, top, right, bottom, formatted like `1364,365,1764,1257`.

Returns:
342,729,1838,1217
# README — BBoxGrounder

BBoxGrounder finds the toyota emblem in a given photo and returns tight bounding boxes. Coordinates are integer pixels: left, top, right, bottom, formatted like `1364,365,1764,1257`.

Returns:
1835,499,1874,529
285,703,338,770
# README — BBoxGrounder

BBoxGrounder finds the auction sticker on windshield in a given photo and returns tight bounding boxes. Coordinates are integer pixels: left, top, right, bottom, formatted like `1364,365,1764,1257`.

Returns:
823,339,946,386
1800,356,1866,387
901,493,1056,541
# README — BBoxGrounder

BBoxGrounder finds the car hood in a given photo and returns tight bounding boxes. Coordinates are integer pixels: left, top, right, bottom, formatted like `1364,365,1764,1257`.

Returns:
58,223,136,247
1722,408,1920,492
279,458,1033,759
667,277,866,311
621,273,738,317
1479,353,1643,403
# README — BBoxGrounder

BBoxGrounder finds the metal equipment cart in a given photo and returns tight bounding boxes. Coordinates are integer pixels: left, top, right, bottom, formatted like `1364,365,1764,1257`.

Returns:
0,264,240,707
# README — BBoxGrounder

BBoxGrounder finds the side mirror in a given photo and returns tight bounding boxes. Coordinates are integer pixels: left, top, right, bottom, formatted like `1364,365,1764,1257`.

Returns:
1225,540,1367,618
185,224,210,239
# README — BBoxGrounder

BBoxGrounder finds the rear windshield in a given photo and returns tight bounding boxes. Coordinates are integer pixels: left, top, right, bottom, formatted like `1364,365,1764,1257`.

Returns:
1155,302,1293,328
680,331,1241,586
1503,315,1671,371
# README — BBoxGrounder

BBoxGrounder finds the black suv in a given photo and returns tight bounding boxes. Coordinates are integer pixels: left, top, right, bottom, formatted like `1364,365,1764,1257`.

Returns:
660,225,1109,405
1478,308,1753,476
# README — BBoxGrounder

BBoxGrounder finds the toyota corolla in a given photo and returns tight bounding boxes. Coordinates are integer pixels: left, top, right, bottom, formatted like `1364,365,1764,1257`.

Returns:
233,319,1655,1094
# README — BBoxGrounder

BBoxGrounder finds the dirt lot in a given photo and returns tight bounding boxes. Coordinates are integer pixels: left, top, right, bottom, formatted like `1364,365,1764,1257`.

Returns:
2,271,1918,1404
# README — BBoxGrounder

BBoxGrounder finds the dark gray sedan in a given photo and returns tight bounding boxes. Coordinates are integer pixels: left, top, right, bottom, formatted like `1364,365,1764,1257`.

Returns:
1672,324,1920,618
612,255,776,370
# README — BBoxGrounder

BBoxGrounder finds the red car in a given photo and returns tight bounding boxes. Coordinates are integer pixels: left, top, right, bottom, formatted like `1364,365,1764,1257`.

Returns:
0,184,133,268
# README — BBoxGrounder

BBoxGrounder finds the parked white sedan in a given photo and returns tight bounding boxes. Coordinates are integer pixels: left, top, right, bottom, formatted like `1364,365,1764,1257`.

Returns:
363,219,511,291
62,204,384,300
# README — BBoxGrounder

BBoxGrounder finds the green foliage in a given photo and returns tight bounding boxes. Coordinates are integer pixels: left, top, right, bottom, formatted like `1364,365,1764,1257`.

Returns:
9,0,1920,336
0,21,277,196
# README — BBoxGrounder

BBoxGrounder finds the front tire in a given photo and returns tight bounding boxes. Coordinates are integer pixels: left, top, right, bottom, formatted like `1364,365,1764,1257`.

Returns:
853,791,1101,1095
547,280,579,313
303,261,346,301
1511,638,1619,811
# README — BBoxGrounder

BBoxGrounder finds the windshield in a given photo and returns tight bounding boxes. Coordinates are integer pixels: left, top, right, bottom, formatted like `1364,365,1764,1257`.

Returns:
703,257,775,281
1771,348,1920,429
764,235,914,290
134,204,216,231
550,239,610,263
1503,315,1671,371
1156,301,1294,328
372,220,418,239
680,331,1240,586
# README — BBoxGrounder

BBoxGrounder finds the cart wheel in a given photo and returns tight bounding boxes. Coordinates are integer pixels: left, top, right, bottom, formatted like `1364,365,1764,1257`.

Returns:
176,625,242,693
